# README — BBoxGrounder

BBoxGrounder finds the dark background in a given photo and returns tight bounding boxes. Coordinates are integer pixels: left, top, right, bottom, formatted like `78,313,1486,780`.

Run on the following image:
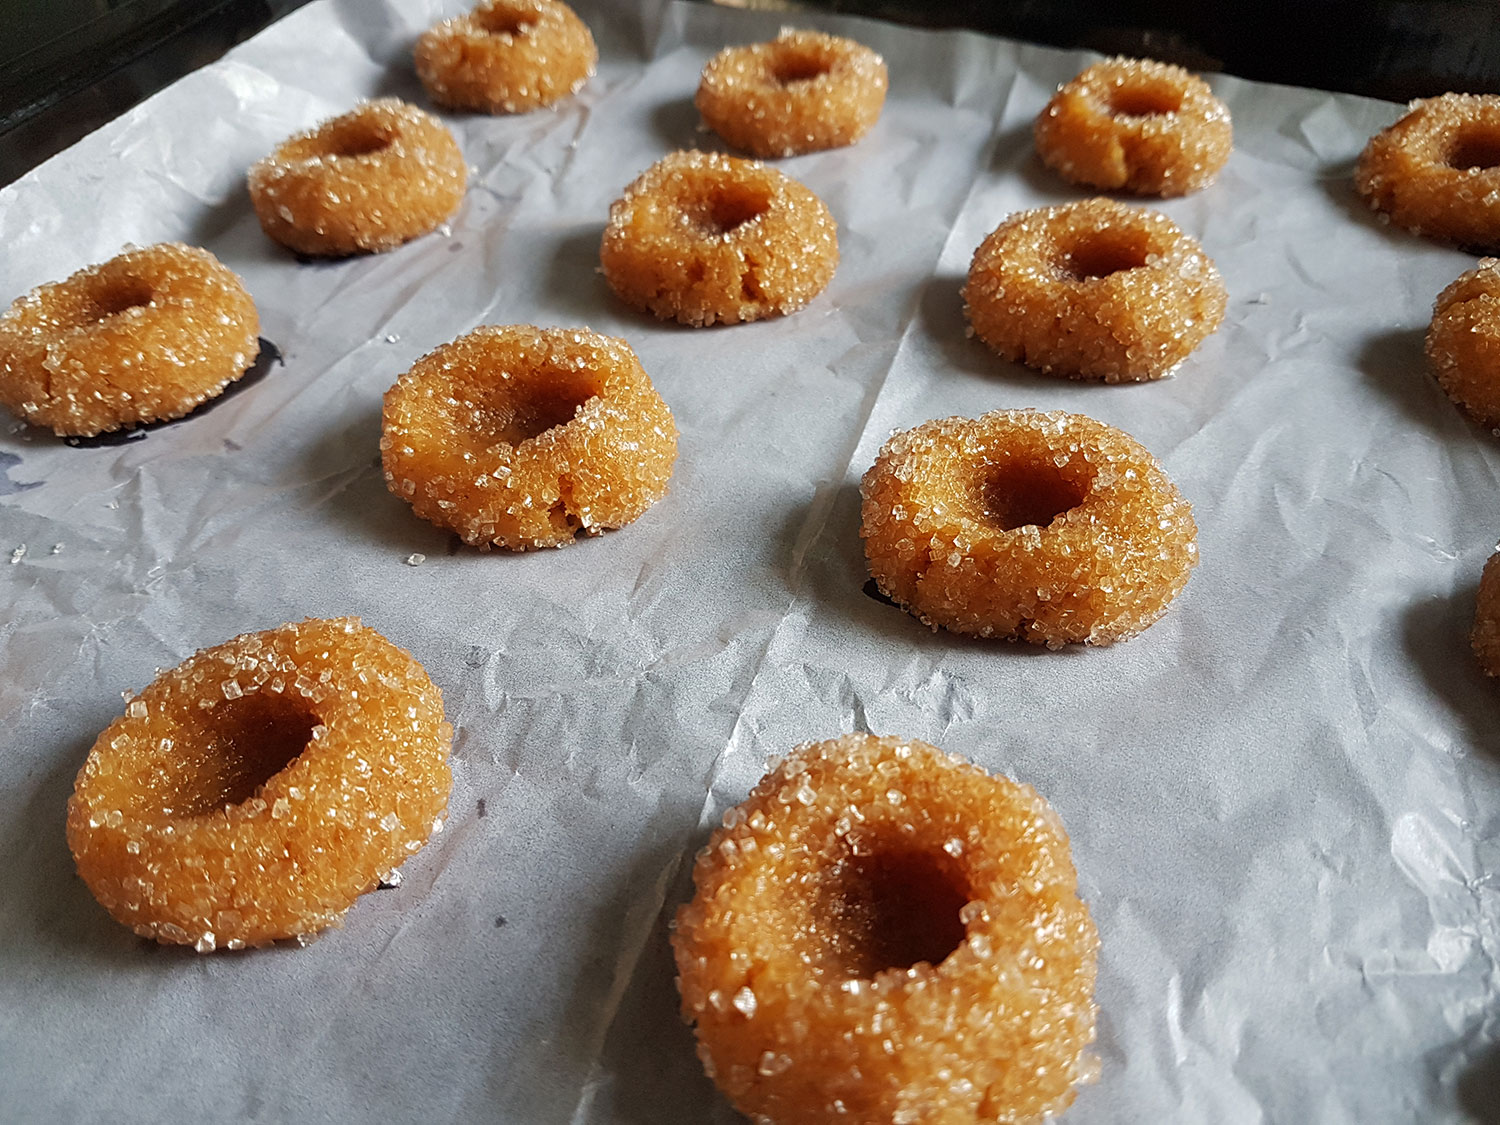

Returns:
3,0,1500,185
0,0,308,184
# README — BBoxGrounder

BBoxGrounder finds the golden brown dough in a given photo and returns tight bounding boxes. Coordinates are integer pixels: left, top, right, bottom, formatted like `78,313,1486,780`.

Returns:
0,242,259,437
861,410,1198,646
696,29,888,158
415,0,597,114
67,618,453,951
1035,57,1232,196
381,325,678,550
600,151,838,327
1476,550,1500,677
1356,93,1500,251
963,198,1226,383
248,99,466,256
674,733,1099,1123
1426,258,1500,431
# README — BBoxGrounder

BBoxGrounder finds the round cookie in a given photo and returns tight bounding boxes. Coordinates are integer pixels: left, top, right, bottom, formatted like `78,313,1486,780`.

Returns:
382,325,678,550
600,151,839,327
248,99,466,257
0,242,259,437
415,0,597,114
1426,258,1500,431
1475,549,1500,677
860,410,1199,646
963,197,1226,382
1035,57,1232,196
1356,93,1500,252
696,28,888,158
674,733,1099,1123
66,618,453,951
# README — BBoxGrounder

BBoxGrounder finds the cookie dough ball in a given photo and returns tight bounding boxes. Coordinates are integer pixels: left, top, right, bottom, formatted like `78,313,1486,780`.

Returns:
963,197,1226,382
415,0,597,114
696,28,888,158
600,151,839,327
0,242,259,437
1427,258,1500,431
1356,93,1500,252
674,733,1099,1123
1035,57,1232,196
248,98,466,256
1476,549,1500,677
382,325,678,550
861,410,1199,646
66,618,453,951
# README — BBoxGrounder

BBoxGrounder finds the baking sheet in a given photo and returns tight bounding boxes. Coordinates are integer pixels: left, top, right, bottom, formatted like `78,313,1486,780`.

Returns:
1,1,1498,1121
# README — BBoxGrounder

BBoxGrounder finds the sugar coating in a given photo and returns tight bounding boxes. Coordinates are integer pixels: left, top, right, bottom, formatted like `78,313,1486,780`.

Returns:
695,28,888,159
1035,57,1232,197
673,733,1099,1124
1427,258,1500,431
0,242,259,437
963,197,1226,383
600,150,838,327
248,98,467,257
861,410,1198,647
1476,551,1500,676
1356,94,1500,252
414,0,597,114
66,618,453,951
381,325,678,550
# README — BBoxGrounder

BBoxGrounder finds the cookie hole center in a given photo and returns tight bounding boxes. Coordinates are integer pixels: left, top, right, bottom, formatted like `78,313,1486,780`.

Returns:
771,50,833,85
1058,228,1151,281
691,179,773,235
1107,81,1184,117
981,459,1090,531
475,4,535,37
165,693,321,816
91,278,154,320
1447,125,1500,171
479,367,603,445
824,843,971,978
328,120,394,158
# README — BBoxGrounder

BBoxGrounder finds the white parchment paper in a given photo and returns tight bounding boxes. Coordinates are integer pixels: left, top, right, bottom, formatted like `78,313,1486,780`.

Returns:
1,1,1498,1121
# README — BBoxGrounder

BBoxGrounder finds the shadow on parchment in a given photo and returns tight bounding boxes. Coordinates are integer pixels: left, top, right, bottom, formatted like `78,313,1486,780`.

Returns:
57,339,285,450
541,223,615,324
1458,1035,1500,1124
370,38,426,103
579,823,726,1124
1351,326,1484,438
283,394,444,555
1401,584,1500,765
0,734,152,965
1317,166,1424,252
649,96,721,156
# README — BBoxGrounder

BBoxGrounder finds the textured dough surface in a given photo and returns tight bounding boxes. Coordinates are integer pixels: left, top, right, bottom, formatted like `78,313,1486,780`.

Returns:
66,618,453,951
674,733,1099,1124
415,0,597,114
1356,93,1500,252
1426,258,1500,431
861,410,1198,646
248,98,467,256
0,242,259,437
382,325,678,550
696,28,888,158
600,150,838,326
963,197,1226,382
1476,550,1500,677
1034,57,1232,197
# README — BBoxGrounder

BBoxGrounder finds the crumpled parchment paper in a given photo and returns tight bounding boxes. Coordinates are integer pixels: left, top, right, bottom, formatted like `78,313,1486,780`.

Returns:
1,1,1497,1121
